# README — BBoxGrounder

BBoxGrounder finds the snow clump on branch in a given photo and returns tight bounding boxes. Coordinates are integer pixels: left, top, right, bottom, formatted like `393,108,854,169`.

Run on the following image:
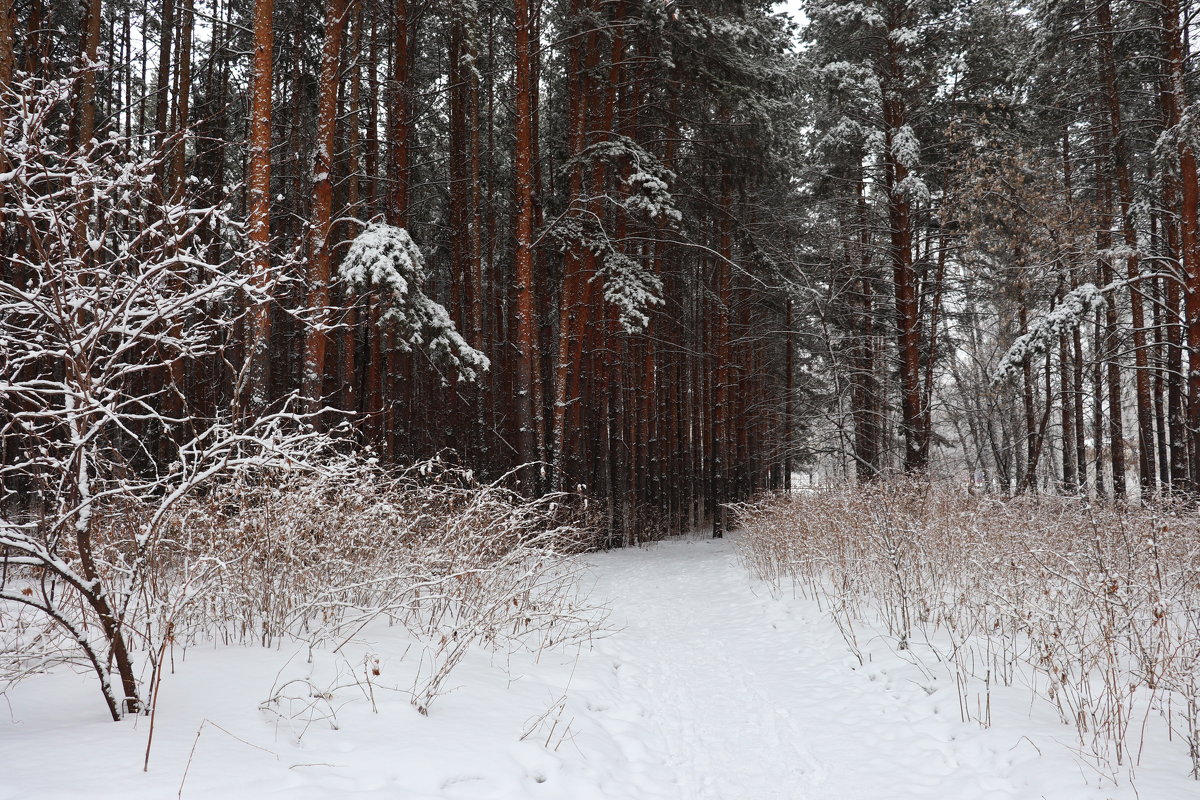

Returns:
992,283,1106,385
598,251,665,334
340,223,489,383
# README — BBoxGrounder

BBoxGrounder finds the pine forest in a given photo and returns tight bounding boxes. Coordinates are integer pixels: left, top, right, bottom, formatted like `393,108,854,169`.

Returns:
6,0,1200,797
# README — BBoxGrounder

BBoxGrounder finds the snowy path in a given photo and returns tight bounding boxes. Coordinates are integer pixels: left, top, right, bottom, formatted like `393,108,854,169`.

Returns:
582,535,1023,800
586,537,826,799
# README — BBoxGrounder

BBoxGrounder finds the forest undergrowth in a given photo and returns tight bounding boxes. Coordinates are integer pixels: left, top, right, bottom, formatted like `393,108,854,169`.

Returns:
736,484,1200,781
0,459,604,719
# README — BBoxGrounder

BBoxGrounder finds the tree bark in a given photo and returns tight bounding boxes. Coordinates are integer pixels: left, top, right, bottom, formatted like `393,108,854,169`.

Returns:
1096,0,1153,495
712,174,733,538
512,0,539,492
153,0,175,165
242,0,275,416
882,23,926,474
0,0,14,222
302,0,350,410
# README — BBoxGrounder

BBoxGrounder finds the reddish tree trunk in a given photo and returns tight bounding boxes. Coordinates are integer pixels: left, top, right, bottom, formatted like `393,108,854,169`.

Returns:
712,174,733,537
1094,135,1127,498
0,0,14,224
512,0,539,491
340,0,364,416
1158,0,1200,492
302,0,349,409
169,0,193,197
882,29,925,474
1097,0,1154,495
242,0,274,415
153,0,175,161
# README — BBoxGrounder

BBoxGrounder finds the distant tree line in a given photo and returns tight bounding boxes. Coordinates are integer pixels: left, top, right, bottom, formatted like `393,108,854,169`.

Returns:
8,0,1200,528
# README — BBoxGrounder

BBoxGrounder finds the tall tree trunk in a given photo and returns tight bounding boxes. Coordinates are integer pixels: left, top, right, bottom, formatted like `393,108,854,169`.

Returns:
1060,131,1078,492
1073,326,1088,492
1093,312,1108,498
381,1,412,457
389,0,409,225
512,0,538,491
242,0,274,415
1060,328,1077,491
168,0,193,199
159,0,194,456
468,18,487,464
1152,270,1170,483
0,0,14,223
302,0,349,410
1095,144,1126,498
882,28,925,474
1157,0,1200,493
853,172,881,479
712,174,733,538
550,20,580,491
921,222,947,468
74,0,103,151
1097,0,1153,496
784,295,795,489
1019,293,1038,492
341,0,364,415
153,0,175,165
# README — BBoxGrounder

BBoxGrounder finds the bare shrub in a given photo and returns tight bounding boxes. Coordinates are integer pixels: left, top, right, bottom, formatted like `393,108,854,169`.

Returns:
143,458,600,714
735,484,1200,779
3,453,604,719
2,70,586,724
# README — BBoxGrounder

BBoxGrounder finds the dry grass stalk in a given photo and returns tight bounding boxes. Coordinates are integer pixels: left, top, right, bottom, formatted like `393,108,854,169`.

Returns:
735,482,1200,779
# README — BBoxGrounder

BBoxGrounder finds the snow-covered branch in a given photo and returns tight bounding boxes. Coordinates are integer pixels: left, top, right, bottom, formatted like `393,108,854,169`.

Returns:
991,283,1106,385
339,223,489,382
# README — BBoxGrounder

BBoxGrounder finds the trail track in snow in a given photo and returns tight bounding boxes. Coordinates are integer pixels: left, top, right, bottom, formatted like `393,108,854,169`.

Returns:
580,534,1125,800
587,535,826,799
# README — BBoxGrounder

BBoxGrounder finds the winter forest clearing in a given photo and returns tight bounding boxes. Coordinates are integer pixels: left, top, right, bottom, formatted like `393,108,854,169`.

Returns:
7,0,1200,795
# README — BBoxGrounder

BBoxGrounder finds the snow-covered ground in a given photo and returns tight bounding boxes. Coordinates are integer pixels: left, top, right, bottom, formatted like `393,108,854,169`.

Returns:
2,534,1197,799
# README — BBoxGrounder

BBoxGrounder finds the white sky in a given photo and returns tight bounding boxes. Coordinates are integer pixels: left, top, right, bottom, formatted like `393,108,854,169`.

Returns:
776,0,807,25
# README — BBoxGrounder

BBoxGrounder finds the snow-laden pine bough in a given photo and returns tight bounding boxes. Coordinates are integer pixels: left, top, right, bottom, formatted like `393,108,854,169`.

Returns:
540,134,678,334
991,283,1106,385
338,222,489,382
990,269,1182,387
